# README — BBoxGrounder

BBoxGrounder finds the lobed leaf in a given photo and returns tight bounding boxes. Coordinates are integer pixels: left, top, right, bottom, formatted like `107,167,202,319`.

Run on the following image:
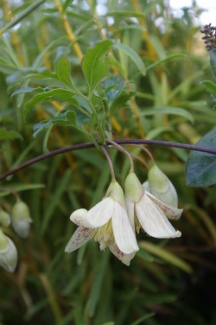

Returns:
82,40,113,92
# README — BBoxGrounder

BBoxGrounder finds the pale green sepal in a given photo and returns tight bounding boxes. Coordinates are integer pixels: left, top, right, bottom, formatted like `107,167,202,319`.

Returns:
11,201,32,238
0,209,11,227
146,165,178,208
11,201,32,222
105,180,125,207
125,172,144,203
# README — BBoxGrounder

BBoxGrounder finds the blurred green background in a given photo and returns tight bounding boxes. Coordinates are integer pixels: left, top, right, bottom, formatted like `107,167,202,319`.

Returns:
0,0,216,324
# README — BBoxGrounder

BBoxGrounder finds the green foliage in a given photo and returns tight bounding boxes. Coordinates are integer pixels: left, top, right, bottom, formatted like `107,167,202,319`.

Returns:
0,1,216,325
186,129,216,186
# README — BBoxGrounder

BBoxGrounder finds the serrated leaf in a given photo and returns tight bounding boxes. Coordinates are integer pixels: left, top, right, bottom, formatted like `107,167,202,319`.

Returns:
82,40,113,92
110,91,135,114
33,111,87,137
23,89,77,120
186,129,216,187
210,49,216,79
55,56,74,89
0,128,22,140
113,42,146,76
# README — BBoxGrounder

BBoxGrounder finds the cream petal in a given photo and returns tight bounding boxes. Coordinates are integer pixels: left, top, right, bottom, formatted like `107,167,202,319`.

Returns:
112,202,139,254
136,193,181,238
0,238,17,272
70,209,92,227
125,196,135,231
146,191,182,220
86,197,114,228
65,226,93,252
109,243,136,266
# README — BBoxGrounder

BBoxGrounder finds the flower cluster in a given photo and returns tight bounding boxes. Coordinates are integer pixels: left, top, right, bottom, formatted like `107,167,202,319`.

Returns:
65,163,182,266
201,23,216,51
0,200,32,272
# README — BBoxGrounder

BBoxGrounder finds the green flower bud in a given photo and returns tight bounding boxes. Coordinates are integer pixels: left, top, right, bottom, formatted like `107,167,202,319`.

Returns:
11,201,32,238
0,230,17,272
143,165,178,208
0,209,11,227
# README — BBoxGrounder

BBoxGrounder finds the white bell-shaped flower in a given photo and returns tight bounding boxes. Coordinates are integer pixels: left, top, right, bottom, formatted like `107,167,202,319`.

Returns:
0,229,17,272
65,180,139,265
125,172,182,238
143,165,178,208
11,201,32,238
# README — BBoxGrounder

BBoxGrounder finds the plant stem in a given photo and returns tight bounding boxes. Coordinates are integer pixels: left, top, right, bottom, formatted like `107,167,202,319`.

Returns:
101,147,116,181
106,140,134,172
1,138,216,181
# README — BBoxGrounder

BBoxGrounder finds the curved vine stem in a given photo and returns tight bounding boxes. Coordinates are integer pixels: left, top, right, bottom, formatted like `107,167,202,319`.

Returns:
0,139,216,181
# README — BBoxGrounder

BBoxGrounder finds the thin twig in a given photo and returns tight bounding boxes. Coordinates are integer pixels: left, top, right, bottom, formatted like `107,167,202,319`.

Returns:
0,139,216,181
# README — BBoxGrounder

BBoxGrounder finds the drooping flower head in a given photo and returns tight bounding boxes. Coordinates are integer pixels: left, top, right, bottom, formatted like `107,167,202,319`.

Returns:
125,172,182,239
11,201,32,238
143,165,178,208
65,180,139,265
0,229,17,272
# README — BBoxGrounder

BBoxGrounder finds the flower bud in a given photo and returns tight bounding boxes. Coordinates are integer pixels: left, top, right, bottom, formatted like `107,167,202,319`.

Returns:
0,209,11,227
11,201,32,238
143,165,178,208
0,229,17,272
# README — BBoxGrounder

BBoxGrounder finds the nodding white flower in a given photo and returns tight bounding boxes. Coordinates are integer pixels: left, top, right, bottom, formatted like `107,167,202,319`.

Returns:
11,201,32,238
65,181,139,265
143,165,178,208
0,229,17,272
125,172,182,239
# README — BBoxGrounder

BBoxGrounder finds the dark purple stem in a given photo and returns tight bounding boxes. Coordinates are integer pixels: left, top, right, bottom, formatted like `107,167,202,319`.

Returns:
0,139,215,181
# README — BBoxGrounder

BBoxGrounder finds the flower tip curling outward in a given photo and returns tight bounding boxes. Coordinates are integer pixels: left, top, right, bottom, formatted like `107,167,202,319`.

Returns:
125,172,182,239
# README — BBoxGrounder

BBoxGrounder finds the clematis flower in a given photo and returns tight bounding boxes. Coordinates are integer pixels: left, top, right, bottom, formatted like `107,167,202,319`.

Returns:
143,165,178,208
0,229,17,272
65,180,139,265
125,172,182,238
11,201,32,238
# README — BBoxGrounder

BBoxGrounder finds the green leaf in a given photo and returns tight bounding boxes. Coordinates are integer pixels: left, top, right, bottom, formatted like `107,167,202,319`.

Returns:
140,241,193,273
113,42,146,76
130,313,155,325
55,56,74,89
0,0,45,33
23,89,77,120
186,129,216,187
201,80,216,97
141,107,194,123
0,128,22,140
0,184,45,197
210,49,216,79
33,111,87,137
146,54,186,72
11,87,44,97
82,40,113,92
